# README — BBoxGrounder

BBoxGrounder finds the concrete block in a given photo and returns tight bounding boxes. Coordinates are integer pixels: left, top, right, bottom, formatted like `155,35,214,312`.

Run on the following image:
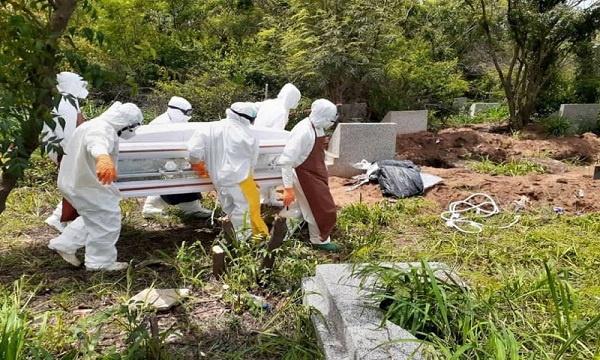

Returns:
452,97,468,110
381,110,428,134
559,104,600,132
338,103,368,123
469,103,501,117
326,123,397,178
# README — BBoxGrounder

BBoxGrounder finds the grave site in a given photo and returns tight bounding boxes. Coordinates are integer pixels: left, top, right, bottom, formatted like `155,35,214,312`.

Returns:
2,1,600,359
2,108,600,358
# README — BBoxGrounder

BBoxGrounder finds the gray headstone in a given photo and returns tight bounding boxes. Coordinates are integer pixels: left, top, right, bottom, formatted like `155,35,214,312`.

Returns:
381,110,428,134
559,104,600,132
469,103,501,117
337,103,367,123
452,97,468,110
326,123,397,178
303,263,462,360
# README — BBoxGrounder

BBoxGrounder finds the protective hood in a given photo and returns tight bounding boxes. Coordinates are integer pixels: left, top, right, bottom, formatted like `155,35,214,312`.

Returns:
166,96,193,123
277,83,301,111
56,72,89,99
96,102,143,132
309,99,337,129
225,102,258,126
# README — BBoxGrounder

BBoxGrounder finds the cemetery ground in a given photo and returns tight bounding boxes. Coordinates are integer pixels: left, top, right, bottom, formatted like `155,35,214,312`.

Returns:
2,123,600,358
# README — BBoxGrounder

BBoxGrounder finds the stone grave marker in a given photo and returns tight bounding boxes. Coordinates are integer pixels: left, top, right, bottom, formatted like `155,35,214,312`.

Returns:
326,123,396,178
381,110,428,134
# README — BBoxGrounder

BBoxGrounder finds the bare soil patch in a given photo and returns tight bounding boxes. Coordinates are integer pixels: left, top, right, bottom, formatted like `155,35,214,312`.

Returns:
330,126,600,214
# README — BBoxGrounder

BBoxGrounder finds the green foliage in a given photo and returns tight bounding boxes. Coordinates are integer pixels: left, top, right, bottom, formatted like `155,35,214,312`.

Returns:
445,105,510,126
358,261,600,358
469,157,547,176
541,115,574,137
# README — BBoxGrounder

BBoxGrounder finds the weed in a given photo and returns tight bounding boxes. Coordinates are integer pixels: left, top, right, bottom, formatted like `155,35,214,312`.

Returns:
541,116,573,137
469,157,547,176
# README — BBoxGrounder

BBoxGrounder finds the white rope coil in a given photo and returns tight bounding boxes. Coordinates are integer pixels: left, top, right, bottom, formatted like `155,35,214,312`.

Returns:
441,193,520,234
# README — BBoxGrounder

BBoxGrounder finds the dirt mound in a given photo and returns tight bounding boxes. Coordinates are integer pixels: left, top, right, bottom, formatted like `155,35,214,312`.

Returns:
396,128,600,167
329,127,600,214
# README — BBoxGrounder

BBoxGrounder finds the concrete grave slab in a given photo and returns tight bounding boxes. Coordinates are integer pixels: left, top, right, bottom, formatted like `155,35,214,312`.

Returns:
338,103,368,123
381,110,428,134
452,97,468,110
326,123,396,178
559,104,600,132
303,263,463,360
469,103,500,117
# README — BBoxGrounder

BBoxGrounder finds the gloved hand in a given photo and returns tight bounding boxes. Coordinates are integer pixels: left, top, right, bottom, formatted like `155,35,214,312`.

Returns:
191,162,209,177
96,154,117,185
283,187,295,206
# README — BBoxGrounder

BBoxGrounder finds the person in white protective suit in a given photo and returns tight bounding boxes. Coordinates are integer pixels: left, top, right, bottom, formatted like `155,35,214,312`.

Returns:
253,83,301,130
43,72,89,233
47,102,143,271
142,96,212,218
252,83,301,205
187,102,269,241
279,99,341,252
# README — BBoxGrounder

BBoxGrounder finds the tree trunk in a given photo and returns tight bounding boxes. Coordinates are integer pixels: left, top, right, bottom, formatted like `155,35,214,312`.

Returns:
0,0,79,215
0,172,18,214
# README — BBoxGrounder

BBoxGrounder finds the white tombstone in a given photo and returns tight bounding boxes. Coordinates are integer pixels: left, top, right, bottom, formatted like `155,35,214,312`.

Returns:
452,97,468,110
326,123,397,178
469,103,501,117
381,110,428,134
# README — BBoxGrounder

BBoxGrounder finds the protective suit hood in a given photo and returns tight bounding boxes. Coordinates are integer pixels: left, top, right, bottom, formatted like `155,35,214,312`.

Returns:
277,83,301,111
309,99,337,129
166,96,193,123
225,102,258,126
56,72,89,99
95,102,143,136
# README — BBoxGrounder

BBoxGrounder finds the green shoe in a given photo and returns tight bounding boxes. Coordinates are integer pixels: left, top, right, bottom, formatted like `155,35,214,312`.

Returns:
311,242,341,252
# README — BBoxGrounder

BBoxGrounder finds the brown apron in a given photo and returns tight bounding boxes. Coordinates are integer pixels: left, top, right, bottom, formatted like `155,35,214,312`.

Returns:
59,111,85,222
295,125,336,240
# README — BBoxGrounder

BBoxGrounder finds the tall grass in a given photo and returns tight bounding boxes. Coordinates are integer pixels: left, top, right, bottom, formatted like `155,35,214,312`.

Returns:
358,261,600,359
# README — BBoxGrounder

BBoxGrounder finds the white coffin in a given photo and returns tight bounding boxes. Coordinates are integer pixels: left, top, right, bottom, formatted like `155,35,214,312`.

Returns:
116,123,289,198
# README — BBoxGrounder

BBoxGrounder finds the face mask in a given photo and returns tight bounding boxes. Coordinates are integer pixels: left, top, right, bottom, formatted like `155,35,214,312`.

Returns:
79,86,89,100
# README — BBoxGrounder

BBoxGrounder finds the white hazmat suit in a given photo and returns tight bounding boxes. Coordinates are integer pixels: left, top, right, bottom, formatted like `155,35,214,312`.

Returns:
253,83,301,130
187,102,269,240
142,96,212,218
279,99,340,251
43,72,89,233
48,102,143,271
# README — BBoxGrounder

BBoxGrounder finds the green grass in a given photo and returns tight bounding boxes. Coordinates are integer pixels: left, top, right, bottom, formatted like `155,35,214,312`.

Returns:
469,157,547,176
445,105,510,127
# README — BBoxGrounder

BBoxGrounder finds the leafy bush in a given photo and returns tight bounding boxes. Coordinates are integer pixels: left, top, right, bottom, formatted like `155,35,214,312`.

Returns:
541,116,573,137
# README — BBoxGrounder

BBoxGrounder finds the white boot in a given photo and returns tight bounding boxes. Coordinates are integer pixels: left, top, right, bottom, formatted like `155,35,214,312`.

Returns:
177,201,212,218
47,243,81,267
142,196,168,218
45,201,67,232
45,214,67,233
86,262,129,271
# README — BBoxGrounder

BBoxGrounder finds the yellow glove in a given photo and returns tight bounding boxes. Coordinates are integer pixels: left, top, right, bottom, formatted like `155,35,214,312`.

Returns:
283,187,295,206
191,162,209,177
96,154,117,185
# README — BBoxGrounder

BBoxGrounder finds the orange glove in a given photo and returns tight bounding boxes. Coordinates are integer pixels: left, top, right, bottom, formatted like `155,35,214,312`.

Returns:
96,154,117,185
191,162,208,177
283,187,295,206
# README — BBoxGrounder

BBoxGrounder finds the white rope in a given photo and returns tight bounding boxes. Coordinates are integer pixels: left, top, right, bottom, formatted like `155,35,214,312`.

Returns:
440,193,520,234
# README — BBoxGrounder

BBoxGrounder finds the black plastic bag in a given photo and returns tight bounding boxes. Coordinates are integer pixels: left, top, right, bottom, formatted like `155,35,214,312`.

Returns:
373,160,424,199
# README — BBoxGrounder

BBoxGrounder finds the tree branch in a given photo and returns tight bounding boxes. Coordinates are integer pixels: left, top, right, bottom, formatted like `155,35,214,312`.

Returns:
5,0,44,27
